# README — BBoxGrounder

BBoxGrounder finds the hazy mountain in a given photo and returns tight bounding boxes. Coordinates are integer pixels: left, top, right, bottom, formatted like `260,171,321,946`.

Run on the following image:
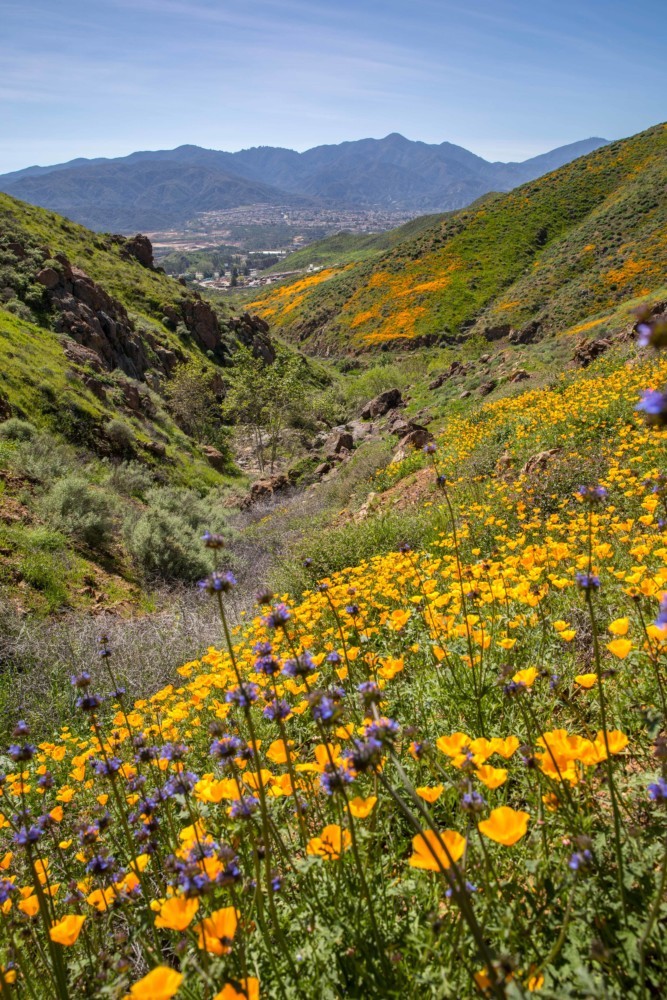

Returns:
0,134,609,232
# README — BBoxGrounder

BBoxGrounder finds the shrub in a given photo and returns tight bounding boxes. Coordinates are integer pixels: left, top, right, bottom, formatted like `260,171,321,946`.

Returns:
124,507,211,581
3,298,35,322
12,432,73,481
40,475,115,549
0,417,37,442
104,418,135,454
104,460,154,498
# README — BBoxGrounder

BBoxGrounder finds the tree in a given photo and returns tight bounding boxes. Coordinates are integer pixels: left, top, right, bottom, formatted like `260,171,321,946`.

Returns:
224,348,305,474
166,360,221,444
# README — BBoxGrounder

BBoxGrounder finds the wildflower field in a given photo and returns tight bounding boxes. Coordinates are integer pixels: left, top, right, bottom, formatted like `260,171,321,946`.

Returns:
1,322,666,998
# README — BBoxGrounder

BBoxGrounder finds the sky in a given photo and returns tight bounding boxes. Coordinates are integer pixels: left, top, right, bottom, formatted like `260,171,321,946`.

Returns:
1,0,666,174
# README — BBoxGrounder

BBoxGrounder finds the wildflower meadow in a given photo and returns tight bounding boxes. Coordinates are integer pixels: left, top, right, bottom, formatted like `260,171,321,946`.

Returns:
1,313,666,999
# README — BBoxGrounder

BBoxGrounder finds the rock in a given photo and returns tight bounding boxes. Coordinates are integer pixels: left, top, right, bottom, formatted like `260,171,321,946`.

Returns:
125,234,154,269
496,450,513,477
36,267,60,290
479,354,491,364
428,360,471,390
315,462,331,478
241,474,290,508
573,338,612,367
521,448,561,476
459,390,471,399
81,373,107,401
181,297,222,356
327,431,354,454
229,313,275,364
392,427,434,463
0,394,12,421
510,369,530,383
361,388,403,420
201,445,228,472
482,323,512,342
509,320,541,345
60,338,106,371
146,440,167,458
353,492,379,523
478,380,497,396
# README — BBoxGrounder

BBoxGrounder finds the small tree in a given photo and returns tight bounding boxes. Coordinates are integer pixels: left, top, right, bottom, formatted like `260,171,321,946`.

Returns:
224,347,305,474
166,360,220,443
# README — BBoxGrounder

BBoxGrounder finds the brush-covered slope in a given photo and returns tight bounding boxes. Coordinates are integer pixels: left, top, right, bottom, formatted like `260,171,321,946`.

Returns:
245,123,666,352
0,193,265,614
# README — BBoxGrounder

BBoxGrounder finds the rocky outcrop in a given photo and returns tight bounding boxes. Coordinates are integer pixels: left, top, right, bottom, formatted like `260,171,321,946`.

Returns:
228,313,276,364
109,233,155,269
392,426,434,463
327,431,354,454
509,320,541,345
361,388,403,420
478,379,497,396
510,369,530,383
482,323,512,342
573,338,612,367
521,448,561,476
201,445,228,472
428,360,472,390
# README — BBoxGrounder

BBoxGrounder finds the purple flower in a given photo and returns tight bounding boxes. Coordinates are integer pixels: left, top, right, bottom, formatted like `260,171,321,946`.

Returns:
90,756,122,778
636,389,667,426
461,790,486,814
8,743,36,762
254,653,281,676
225,683,259,707
344,737,383,774
229,796,259,819
282,652,315,679
210,736,243,760
13,825,42,846
655,593,667,631
76,693,101,713
648,776,667,802
577,485,607,504
568,849,592,871
320,765,353,796
201,530,226,550
198,570,237,594
160,742,189,762
358,680,382,708
576,572,601,591
263,603,291,629
71,672,92,689
365,717,399,745
263,699,291,722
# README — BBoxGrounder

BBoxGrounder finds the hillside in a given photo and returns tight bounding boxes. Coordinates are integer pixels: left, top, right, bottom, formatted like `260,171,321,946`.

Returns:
0,192,277,613
244,123,667,352
0,134,608,233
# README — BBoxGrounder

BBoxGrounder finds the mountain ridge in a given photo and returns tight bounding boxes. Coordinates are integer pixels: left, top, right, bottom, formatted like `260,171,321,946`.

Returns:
0,134,610,232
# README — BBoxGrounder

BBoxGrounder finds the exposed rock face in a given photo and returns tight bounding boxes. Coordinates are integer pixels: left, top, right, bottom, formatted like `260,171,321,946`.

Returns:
510,369,530,382
182,295,223,356
509,320,541,345
573,338,612,367
327,431,354,454
60,338,105,371
482,323,512,342
361,388,403,419
36,267,60,290
228,313,276,364
123,234,154,269
45,259,151,380
478,379,497,396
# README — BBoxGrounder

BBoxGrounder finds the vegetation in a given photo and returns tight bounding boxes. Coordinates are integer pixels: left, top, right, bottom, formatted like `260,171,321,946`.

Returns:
244,124,667,352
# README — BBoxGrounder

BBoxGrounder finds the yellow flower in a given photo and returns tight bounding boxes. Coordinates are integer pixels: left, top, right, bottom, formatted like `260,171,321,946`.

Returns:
49,914,86,946
606,638,632,659
306,825,352,860
408,829,466,871
154,896,199,932
18,895,39,917
436,732,471,757
574,673,597,688
214,979,260,1000
512,667,538,688
416,785,444,803
478,806,530,846
475,765,508,789
608,617,630,636
488,736,520,759
128,966,184,999
196,906,239,956
558,629,577,642
348,796,377,818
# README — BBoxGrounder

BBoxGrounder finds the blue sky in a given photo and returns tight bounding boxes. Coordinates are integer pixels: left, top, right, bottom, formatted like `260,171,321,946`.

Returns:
1,0,665,173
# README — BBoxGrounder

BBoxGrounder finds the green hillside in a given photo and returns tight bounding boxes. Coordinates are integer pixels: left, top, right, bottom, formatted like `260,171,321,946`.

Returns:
245,123,667,352
0,193,245,613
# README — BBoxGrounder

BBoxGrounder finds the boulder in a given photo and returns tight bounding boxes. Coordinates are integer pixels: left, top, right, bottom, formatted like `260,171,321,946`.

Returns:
60,338,106,371
482,323,512,342
315,462,332,478
361,388,403,420
146,440,167,458
241,474,290,508
327,431,354,454
392,427,434,462
509,320,541,345
510,369,530,383
201,445,227,472
229,312,275,364
459,390,471,399
36,267,60,290
478,380,497,396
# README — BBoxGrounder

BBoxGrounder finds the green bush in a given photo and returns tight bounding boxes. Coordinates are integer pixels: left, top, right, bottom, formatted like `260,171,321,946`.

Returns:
0,418,37,442
124,507,211,582
104,460,154,498
12,432,73,481
104,418,135,454
40,475,116,549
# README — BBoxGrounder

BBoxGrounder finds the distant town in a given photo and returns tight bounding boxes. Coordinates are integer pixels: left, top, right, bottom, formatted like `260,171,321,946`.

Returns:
148,203,415,290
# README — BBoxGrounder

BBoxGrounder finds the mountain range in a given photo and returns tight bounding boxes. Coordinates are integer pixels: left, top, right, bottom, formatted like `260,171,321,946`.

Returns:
0,134,609,232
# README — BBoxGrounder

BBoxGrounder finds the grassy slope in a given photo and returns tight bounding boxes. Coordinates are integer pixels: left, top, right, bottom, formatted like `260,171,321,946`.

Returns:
244,123,667,351
0,194,240,614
